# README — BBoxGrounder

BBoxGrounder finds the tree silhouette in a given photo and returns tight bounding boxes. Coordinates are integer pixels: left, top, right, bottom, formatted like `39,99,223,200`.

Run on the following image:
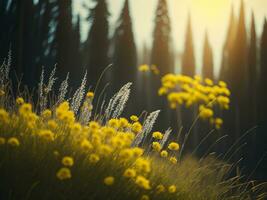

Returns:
54,0,73,80
112,0,137,90
151,0,172,75
220,5,237,82
84,0,109,88
259,19,267,122
69,15,82,87
202,32,214,79
247,12,258,126
230,0,248,136
182,14,195,76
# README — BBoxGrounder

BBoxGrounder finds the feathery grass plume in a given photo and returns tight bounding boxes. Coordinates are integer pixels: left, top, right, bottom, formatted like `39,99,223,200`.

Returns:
57,73,69,105
105,82,132,120
160,128,172,147
38,66,44,110
79,96,93,125
132,110,160,147
39,66,57,112
0,49,11,87
71,71,87,114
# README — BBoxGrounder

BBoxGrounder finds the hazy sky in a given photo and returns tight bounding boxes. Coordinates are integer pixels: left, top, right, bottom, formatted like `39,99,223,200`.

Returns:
74,0,267,75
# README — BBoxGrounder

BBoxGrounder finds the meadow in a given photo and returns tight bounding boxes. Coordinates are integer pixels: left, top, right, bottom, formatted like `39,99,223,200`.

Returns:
0,59,266,200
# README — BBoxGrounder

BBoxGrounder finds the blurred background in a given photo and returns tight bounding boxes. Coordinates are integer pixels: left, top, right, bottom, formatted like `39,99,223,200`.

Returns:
0,0,267,181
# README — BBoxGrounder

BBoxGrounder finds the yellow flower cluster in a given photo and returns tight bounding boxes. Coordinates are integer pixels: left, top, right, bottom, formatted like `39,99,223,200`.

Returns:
0,94,180,197
159,74,231,129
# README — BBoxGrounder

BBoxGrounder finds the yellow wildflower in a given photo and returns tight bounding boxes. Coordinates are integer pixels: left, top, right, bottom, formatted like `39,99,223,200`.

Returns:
132,147,144,157
41,109,52,119
140,195,150,200
119,117,129,128
215,118,223,129
135,176,151,190
138,64,149,72
131,122,142,133
62,156,74,167
104,176,114,186
7,137,20,147
38,129,55,141
0,137,6,145
86,91,94,99
89,121,100,130
56,167,71,180
130,115,139,122
123,168,136,178
47,120,58,130
89,153,100,163
168,185,177,193
160,150,168,158
156,184,166,193
0,89,5,96
108,119,119,128
168,142,180,151
16,97,24,105
135,158,151,173
152,131,163,140
152,142,162,152
170,157,177,164
81,139,93,151
19,103,32,114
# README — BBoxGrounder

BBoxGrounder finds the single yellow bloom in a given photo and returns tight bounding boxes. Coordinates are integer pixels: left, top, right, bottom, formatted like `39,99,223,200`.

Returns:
86,91,94,99
140,195,150,200
0,137,6,145
152,131,163,140
160,150,168,158
89,153,100,163
38,129,55,141
0,89,5,96
168,185,177,193
152,142,162,152
131,122,142,133
130,115,139,122
62,156,74,167
170,157,177,164
104,176,114,186
135,176,151,190
7,137,20,147
81,139,93,151
156,184,166,193
16,97,24,105
41,109,52,119
138,64,149,72
168,142,179,151
123,168,136,178
108,119,119,128
56,167,71,180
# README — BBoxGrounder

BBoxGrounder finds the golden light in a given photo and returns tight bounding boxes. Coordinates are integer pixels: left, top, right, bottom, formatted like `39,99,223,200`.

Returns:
190,0,230,24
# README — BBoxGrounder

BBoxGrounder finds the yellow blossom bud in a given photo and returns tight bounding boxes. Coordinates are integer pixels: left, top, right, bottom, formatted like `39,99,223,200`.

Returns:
104,176,114,186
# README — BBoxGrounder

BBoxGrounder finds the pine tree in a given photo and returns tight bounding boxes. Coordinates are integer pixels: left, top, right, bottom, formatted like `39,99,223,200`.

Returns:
231,0,248,136
84,0,109,88
112,0,137,90
202,32,214,79
247,12,258,125
151,0,172,75
182,14,195,76
259,19,267,122
220,5,237,82
69,15,82,87
55,0,73,80
231,0,247,98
